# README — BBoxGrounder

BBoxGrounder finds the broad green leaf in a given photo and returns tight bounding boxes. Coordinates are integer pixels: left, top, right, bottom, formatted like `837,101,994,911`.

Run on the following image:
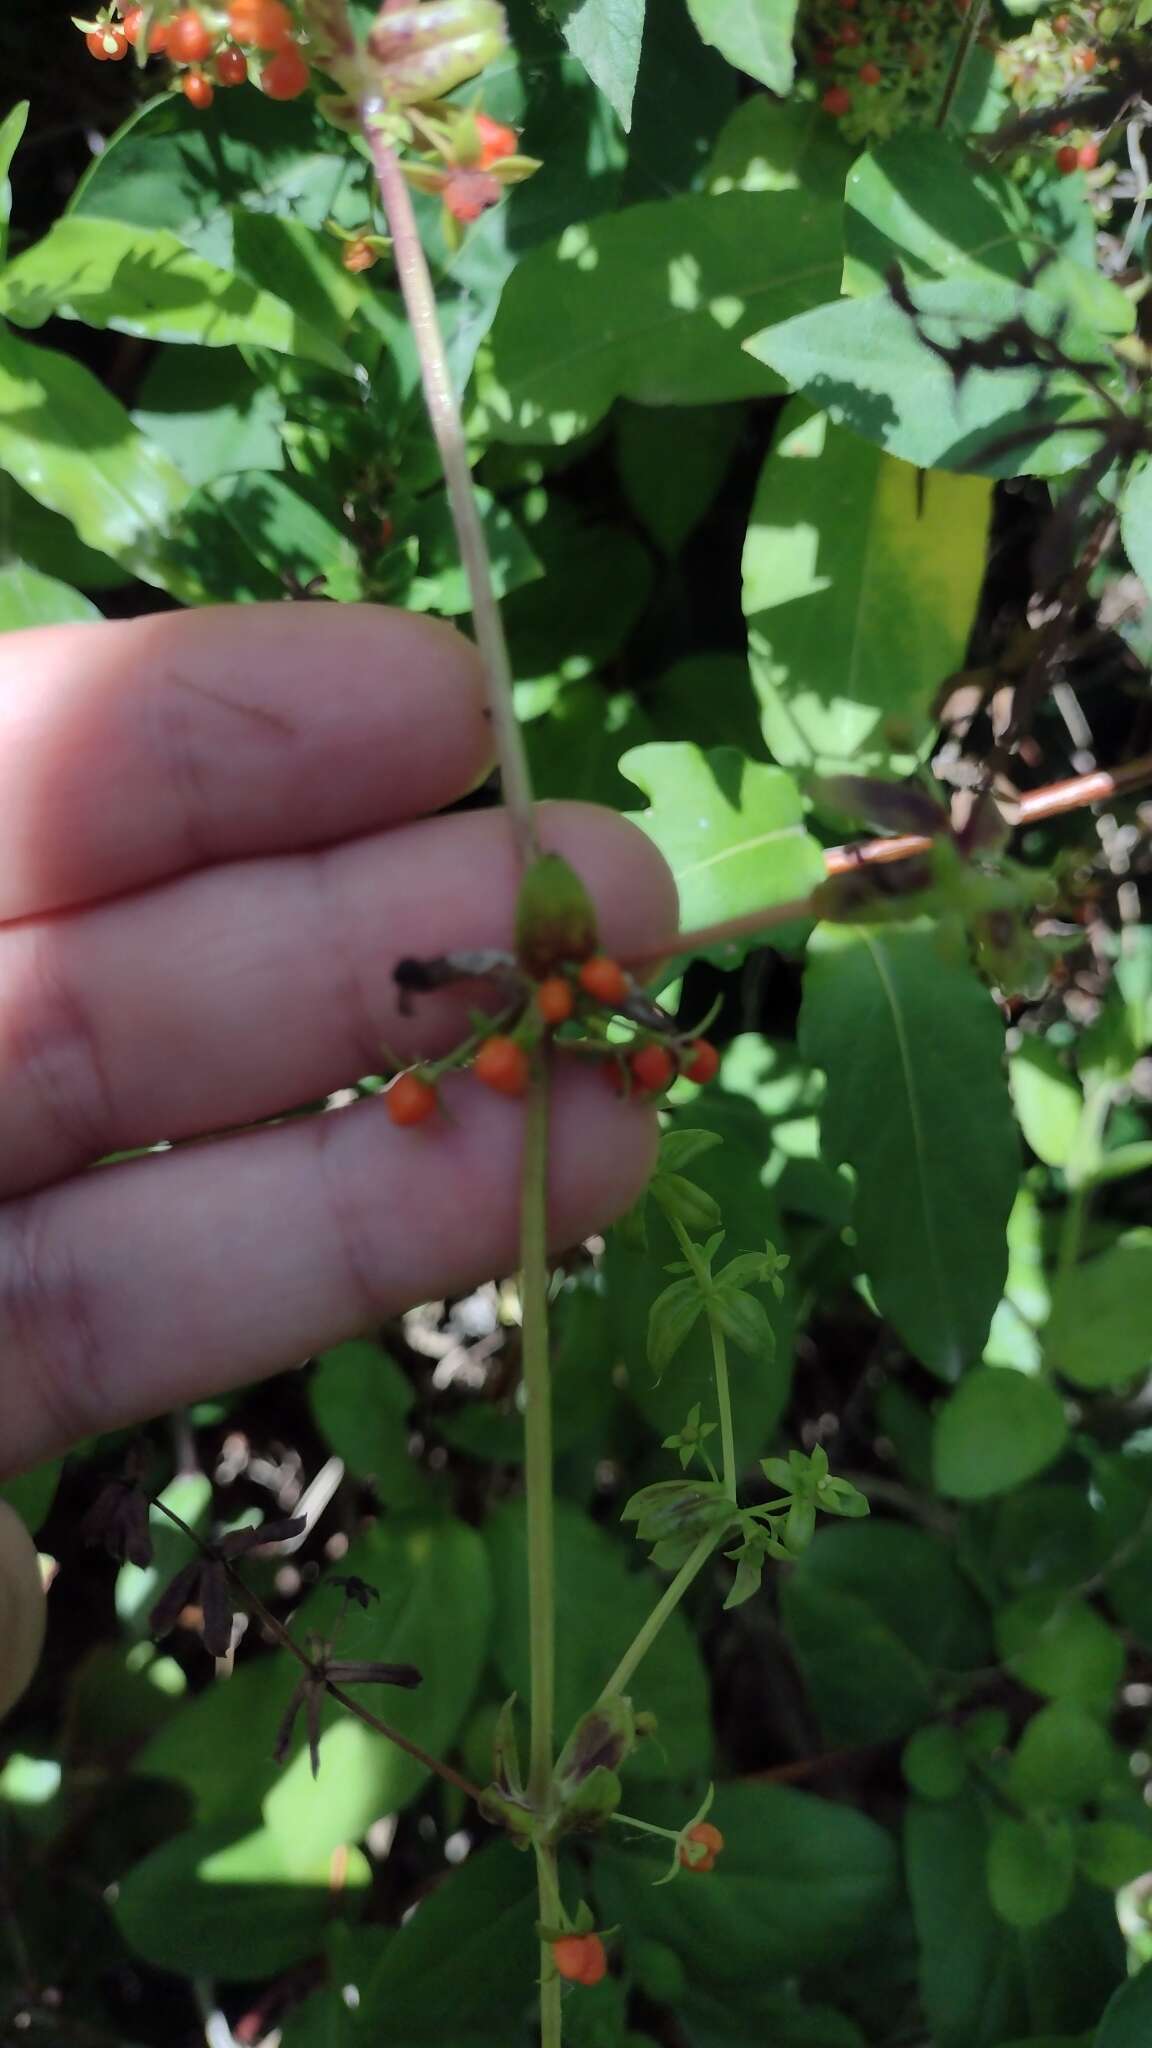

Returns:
616,400,742,556
620,742,824,932
504,501,653,712
0,562,99,629
743,403,991,778
0,218,354,372
1008,1701,1118,1812
902,1724,967,1802
745,281,1120,479
799,926,1018,1379
0,101,29,265
987,1813,1076,1928
996,1593,1125,1708
932,1367,1068,1501
0,476,127,590
842,133,1132,336
1045,1232,1152,1388
186,471,363,602
595,1782,899,1981
625,0,738,205
115,1819,369,1979
308,1340,431,1512
1078,1820,1152,1891
647,654,763,760
542,0,645,128
408,486,541,614
705,96,852,202
526,681,653,809
0,327,192,593
1097,1965,1152,2048
486,1499,710,1778
481,187,842,443
133,346,286,490
1010,1039,1083,1169
135,1656,292,1829
1121,458,1152,591
357,1845,536,2040
687,0,797,92
782,1574,935,1742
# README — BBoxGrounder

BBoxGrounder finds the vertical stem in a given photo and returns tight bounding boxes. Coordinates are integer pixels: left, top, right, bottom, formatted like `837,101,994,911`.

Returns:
1056,1082,1114,1284
359,102,540,870
534,1840,563,2048
935,0,990,130
521,1069,555,1815
709,1317,737,1502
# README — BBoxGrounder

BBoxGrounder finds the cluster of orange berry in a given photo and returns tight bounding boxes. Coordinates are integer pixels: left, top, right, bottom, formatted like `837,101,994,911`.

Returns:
385,954,721,1128
76,0,311,109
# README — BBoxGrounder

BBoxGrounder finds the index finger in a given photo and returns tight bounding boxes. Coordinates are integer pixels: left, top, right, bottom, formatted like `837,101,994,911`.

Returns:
0,604,490,921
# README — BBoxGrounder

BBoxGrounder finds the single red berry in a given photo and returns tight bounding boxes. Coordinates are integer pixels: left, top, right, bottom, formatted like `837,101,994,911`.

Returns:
87,25,128,57
536,976,575,1026
181,66,214,105
442,170,502,222
474,1035,530,1098
838,18,861,41
1077,138,1099,168
1055,143,1079,172
121,4,165,48
684,1038,721,1086
629,1043,675,1095
215,43,248,82
552,1934,607,1986
386,1071,438,1127
1073,45,1096,68
169,8,214,60
822,84,853,115
229,0,293,44
261,40,310,96
577,956,628,1008
859,59,882,83
680,1820,725,1872
121,6,143,40
475,112,518,166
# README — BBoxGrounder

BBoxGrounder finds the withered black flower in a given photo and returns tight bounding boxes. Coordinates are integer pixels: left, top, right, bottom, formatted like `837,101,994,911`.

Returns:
274,1647,422,1777
81,1474,153,1570
149,1517,306,1659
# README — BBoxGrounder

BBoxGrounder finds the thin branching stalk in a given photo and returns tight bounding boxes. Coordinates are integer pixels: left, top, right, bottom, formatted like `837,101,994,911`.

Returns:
935,0,991,129
597,1531,719,1703
358,100,540,870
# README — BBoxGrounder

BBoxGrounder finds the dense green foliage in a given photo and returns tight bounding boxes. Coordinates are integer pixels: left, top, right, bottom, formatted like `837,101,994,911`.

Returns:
2,0,1152,2042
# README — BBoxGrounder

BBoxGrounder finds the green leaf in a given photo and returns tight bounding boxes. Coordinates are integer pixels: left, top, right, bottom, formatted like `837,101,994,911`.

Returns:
799,926,1019,1379
480,187,842,443
595,1782,899,1981
647,1276,706,1376
0,327,192,593
616,401,742,556
1010,1039,1084,1169
0,561,99,629
115,1820,369,1979
1121,458,1152,590
932,1367,1068,1501
1045,1232,1152,1388
710,1285,775,1360
133,345,286,490
744,281,1120,479
0,219,355,372
357,1844,537,2040
486,1499,710,1779
705,96,852,202
308,1340,431,1511
987,1812,1076,1928
743,403,992,779
687,0,797,93
996,1593,1125,1708
542,0,645,128
0,101,29,264
1078,1820,1152,1892
1008,1701,1118,1812
621,742,824,933
902,1724,967,1802
1097,1965,1152,2048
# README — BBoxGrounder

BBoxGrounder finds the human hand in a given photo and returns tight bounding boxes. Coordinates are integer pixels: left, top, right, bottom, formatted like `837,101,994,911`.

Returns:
0,605,677,1477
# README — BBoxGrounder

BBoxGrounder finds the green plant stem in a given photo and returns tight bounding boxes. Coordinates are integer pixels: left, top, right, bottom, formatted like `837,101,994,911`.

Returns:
669,1219,737,1500
521,1069,555,1814
358,101,539,870
533,1841,563,2048
597,1529,719,1703
935,0,990,129
1056,1081,1115,1283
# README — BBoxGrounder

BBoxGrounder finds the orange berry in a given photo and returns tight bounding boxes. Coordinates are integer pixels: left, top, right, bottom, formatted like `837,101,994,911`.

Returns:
628,1043,675,1094
536,976,575,1026
228,0,293,44
169,8,214,59
680,1820,724,1873
386,1071,438,1127
822,84,852,115
87,24,129,56
1078,139,1099,168
215,42,247,81
473,1035,530,1098
577,955,628,1008
1073,45,1096,67
475,112,518,165
859,59,881,83
341,238,377,273
684,1038,720,1085
1055,143,1079,172
181,65,214,105
261,40,310,96
552,1934,607,1986
121,4,166,47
